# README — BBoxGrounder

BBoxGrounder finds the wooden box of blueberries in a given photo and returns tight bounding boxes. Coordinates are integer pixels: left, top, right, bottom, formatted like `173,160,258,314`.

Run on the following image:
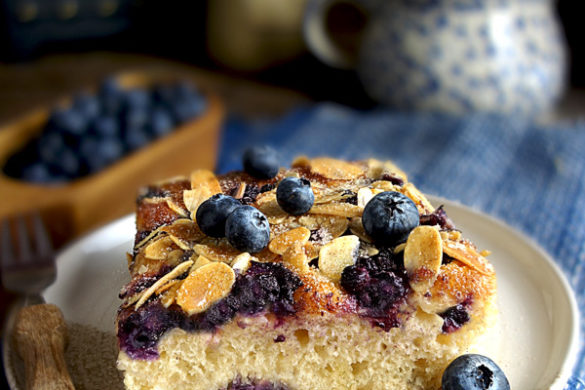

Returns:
0,70,224,246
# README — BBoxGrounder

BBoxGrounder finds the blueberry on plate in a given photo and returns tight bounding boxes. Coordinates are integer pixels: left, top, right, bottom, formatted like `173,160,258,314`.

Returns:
46,107,87,137
276,177,314,215
91,116,119,137
225,206,270,253
243,146,280,179
362,191,419,246
72,92,101,120
196,194,242,238
149,107,175,137
442,354,510,390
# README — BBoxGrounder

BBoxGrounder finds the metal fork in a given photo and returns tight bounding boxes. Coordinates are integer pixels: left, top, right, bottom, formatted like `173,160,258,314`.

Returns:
1,213,75,390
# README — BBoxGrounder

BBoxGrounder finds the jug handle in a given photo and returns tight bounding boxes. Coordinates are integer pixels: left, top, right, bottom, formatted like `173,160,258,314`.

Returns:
303,0,374,69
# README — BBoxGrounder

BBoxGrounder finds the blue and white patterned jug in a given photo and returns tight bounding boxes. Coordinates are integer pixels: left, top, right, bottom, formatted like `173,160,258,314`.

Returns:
304,0,567,115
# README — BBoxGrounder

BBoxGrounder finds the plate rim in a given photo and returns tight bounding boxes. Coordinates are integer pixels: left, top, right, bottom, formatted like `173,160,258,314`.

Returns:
3,197,581,389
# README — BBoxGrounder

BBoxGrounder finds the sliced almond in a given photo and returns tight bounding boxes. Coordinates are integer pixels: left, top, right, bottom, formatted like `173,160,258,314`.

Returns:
298,215,349,240
357,187,374,207
442,240,492,276
160,283,181,308
166,199,188,217
168,235,191,251
135,259,194,309
166,249,185,267
371,180,402,193
440,230,462,242
155,279,181,295
365,159,408,181
401,183,434,214
161,218,205,243
303,241,320,260
230,252,252,274
193,242,241,264
309,157,364,180
348,217,372,243
176,262,236,315
190,169,222,194
256,193,288,219
268,227,311,255
358,243,379,257
282,241,309,272
191,255,212,271
183,187,213,218
309,203,363,218
144,236,177,260
318,235,360,282
403,226,443,294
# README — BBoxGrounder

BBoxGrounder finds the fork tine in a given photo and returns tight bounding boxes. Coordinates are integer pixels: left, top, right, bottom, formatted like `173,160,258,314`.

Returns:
1,219,14,268
16,215,32,263
31,213,53,258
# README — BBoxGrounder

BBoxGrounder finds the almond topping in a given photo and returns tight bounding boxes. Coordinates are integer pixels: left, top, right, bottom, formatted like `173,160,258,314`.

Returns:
401,183,434,214
230,252,252,274
309,157,364,180
442,240,492,275
166,199,188,217
190,169,222,193
282,241,309,272
233,182,247,199
184,187,214,219
135,259,194,309
349,217,372,243
191,255,212,271
357,187,374,207
144,236,177,260
176,262,236,315
318,235,360,282
309,203,363,218
193,242,241,264
268,227,311,255
404,226,442,294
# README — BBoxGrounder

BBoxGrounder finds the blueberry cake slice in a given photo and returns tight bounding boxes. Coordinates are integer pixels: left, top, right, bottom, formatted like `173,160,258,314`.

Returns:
116,156,497,390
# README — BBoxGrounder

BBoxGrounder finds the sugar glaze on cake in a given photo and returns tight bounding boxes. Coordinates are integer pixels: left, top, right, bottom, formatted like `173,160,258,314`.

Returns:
116,157,497,390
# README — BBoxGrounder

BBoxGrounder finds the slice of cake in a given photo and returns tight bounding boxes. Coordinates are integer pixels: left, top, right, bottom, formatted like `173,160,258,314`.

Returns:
116,155,497,390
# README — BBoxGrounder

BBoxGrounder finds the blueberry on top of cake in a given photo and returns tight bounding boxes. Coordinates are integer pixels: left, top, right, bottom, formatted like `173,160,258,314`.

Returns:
117,156,498,390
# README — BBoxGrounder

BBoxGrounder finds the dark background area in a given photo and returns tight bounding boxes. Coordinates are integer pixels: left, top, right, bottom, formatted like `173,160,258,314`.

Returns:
13,0,584,110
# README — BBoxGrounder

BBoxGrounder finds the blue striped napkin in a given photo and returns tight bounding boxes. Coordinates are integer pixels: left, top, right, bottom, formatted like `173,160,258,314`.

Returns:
218,103,585,389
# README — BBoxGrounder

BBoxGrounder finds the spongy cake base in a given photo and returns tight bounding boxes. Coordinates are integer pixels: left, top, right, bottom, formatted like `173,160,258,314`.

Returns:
117,298,496,390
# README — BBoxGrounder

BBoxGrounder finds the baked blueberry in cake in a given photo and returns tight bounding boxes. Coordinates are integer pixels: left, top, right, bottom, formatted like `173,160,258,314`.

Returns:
116,155,499,390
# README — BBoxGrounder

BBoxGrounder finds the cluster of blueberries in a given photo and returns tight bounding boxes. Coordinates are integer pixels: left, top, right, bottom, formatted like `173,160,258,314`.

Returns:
3,78,207,183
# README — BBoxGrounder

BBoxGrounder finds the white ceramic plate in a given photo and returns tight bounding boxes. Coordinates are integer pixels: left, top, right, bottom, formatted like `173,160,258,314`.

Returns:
4,197,580,389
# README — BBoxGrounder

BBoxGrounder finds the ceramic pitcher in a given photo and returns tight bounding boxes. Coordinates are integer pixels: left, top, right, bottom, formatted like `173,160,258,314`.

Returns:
303,0,567,115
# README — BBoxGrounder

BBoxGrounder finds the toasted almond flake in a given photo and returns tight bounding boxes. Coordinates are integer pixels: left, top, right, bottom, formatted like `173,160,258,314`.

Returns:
404,226,443,294
304,241,320,260
191,255,212,271
231,252,252,273
160,283,181,308
193,242,241,263
440,230,462,242
190,169,222,194
135,259,194,309
401,183,434,214
357,187,374,207
309,157,364,180
176,262,235,315
371,180,402,193
442,240,492,275
256,193,288,219
184,187,213,217
480,249,491,257
297,215,348,240
155,279,181,295
166,199,188,217
282,241,309,272
358,243,379,257
393,243,406,254
161,218,205,243
365,159,408,181
167,249,185,267
268,227,311,255
318,235,360,282
314,188,355,205
135,228,162,249
233,182,247,199
348,217,372,243
254,247,280,263
309,203,363,218
144,236,177,260
168,235,191,251
126,253,133,267
291,155,311,168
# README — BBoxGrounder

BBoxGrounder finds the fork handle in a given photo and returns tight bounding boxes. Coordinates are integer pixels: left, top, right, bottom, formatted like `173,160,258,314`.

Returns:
13,303,75,390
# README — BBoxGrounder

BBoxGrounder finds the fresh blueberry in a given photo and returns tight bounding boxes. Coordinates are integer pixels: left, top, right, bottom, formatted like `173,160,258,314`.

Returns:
442,354,510,390
243,146,280,179
171,97,206,123
196,194,242,238
97,136,125,164
123,108,149,131
124,126,152,151
276,177,314,215
91,116,119,137
20,163,53,183
149,107,175,137
57,147,82,178
225,206,270,253
46,108,87,136
99,78,124,115
362,191,419,246
124,89,151,110
38,132,67,166
72,93,101,120
152,84,175,106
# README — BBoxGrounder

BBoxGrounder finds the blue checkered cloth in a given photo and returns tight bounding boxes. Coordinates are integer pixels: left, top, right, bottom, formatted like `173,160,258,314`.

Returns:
218,103,585,389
